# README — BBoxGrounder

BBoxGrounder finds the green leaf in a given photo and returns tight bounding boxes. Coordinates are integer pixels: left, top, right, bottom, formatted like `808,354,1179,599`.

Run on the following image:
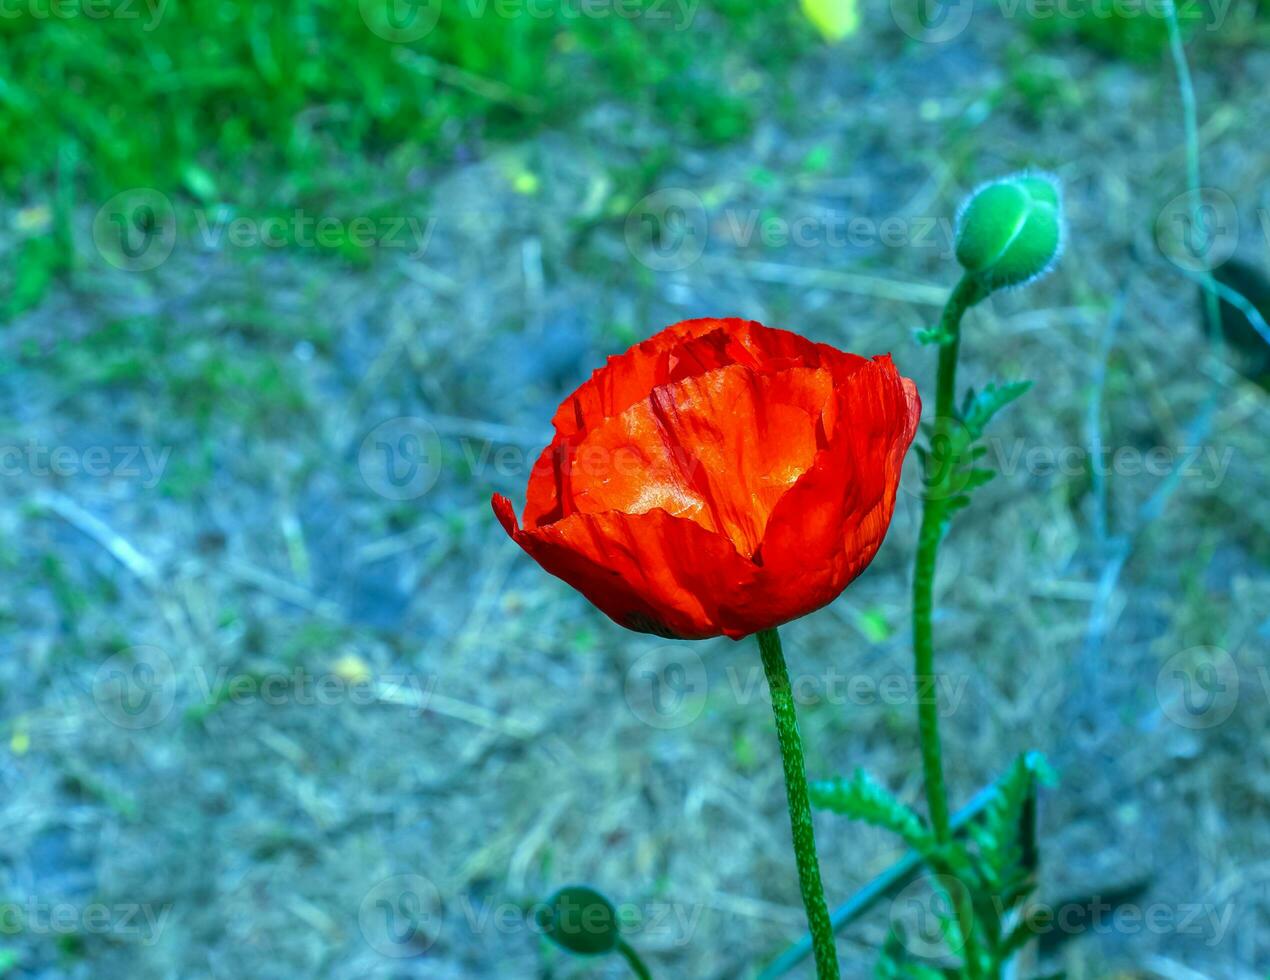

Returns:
915,325,955,345
874,927,955,979
961,380,1033,440
999,908,1047,960
966,753,1057,948
810,769,933,851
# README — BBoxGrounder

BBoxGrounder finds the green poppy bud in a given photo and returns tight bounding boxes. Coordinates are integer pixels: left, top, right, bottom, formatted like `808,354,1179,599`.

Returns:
537,885,621,956
955,173,1062,291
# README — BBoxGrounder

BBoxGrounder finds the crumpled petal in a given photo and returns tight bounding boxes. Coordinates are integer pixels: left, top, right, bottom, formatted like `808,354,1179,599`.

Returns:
720,356,920,638
493,493,757,640
494,319,921,640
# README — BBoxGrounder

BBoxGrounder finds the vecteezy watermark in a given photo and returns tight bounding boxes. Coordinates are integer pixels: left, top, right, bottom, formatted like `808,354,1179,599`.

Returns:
991,439,1234,489
359,0,444,41
92,188,177,272
363,419,716,502
623,646,708,730
891,0,1234,43
455,894,703,947
891,884,1238,957
991,895,1236,947
715,210,958,258
0,441,171,489
1156,187,1239,273
890,0,976,43
0,898,173,946
358,880,704,955
91,646,441,730
375,421,1235,508
0,0,168,30
624,189,709,273
902,428,1236,500
723,665,970,715
93,645,177,731
191,208,436,259
1155,645,1240,730
358,417,444,501
189,666,438,711
999,0,1235,28
359,874,445,958
890,875,974,957
359,0,698,42
623,188,960,272
92,190,439,272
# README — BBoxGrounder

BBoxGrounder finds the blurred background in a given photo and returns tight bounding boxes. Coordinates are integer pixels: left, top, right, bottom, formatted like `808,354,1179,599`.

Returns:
1,1,1268,977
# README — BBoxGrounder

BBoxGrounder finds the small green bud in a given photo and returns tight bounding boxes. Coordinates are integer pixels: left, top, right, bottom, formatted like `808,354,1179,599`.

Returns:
955,173,1062,291
537,885,621,956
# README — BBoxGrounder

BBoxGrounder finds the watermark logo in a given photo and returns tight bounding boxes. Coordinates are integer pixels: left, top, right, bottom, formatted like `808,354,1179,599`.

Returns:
1155,187,1239,273
92,645,176,730
92,188,176,272
1,441,171,489
890,874,974,957
722,664,969,715
358,417,443,500
623,646,708,730
903,436,1236,499
891,0,975,42
0,0,169,30
1156,645,1239,730
359,0,443,41
359,873,445,958
0,898,172,946
625,188,708,272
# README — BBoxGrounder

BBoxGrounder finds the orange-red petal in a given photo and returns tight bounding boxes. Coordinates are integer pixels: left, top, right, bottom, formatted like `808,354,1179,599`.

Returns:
494,493,756,639
494,318,922,641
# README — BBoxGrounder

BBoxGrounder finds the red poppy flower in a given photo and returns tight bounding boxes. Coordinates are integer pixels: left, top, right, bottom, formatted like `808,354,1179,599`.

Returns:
493,317,920,640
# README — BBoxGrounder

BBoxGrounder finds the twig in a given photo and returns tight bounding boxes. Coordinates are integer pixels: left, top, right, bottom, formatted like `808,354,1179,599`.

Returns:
29,491,160,588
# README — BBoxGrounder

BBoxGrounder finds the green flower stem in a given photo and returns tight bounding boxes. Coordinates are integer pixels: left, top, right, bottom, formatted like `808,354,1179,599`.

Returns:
757,627,839,979
616,939,653,980
913,274,986,978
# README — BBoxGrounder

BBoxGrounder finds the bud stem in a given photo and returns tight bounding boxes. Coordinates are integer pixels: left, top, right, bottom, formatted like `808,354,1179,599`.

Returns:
617,938,653,980
912,274,987,978
756,627,840,979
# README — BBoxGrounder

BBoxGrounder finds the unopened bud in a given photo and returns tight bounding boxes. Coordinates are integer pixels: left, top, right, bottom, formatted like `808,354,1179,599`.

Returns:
955,173,1062,291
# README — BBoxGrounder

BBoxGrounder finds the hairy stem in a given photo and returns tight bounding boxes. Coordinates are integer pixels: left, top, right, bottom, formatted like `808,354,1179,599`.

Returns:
913,274,985,978
757,628,839,979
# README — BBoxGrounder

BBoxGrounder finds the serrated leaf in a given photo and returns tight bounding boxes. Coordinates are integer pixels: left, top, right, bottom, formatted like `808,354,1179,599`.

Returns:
810,769,933,852
874,928,953,980
916,325,955,345
961,380,1033,439
968,752,1055,945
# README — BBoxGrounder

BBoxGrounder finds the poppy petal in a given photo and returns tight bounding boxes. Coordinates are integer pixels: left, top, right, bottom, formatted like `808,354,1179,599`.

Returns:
550,318,867,442
723,356,919,635
494,493,756,639
564,363,837,557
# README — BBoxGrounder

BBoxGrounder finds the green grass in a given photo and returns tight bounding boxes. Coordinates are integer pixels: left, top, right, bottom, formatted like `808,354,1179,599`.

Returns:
0,0,806,201
0,0,808,316
1018,0,1251,62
